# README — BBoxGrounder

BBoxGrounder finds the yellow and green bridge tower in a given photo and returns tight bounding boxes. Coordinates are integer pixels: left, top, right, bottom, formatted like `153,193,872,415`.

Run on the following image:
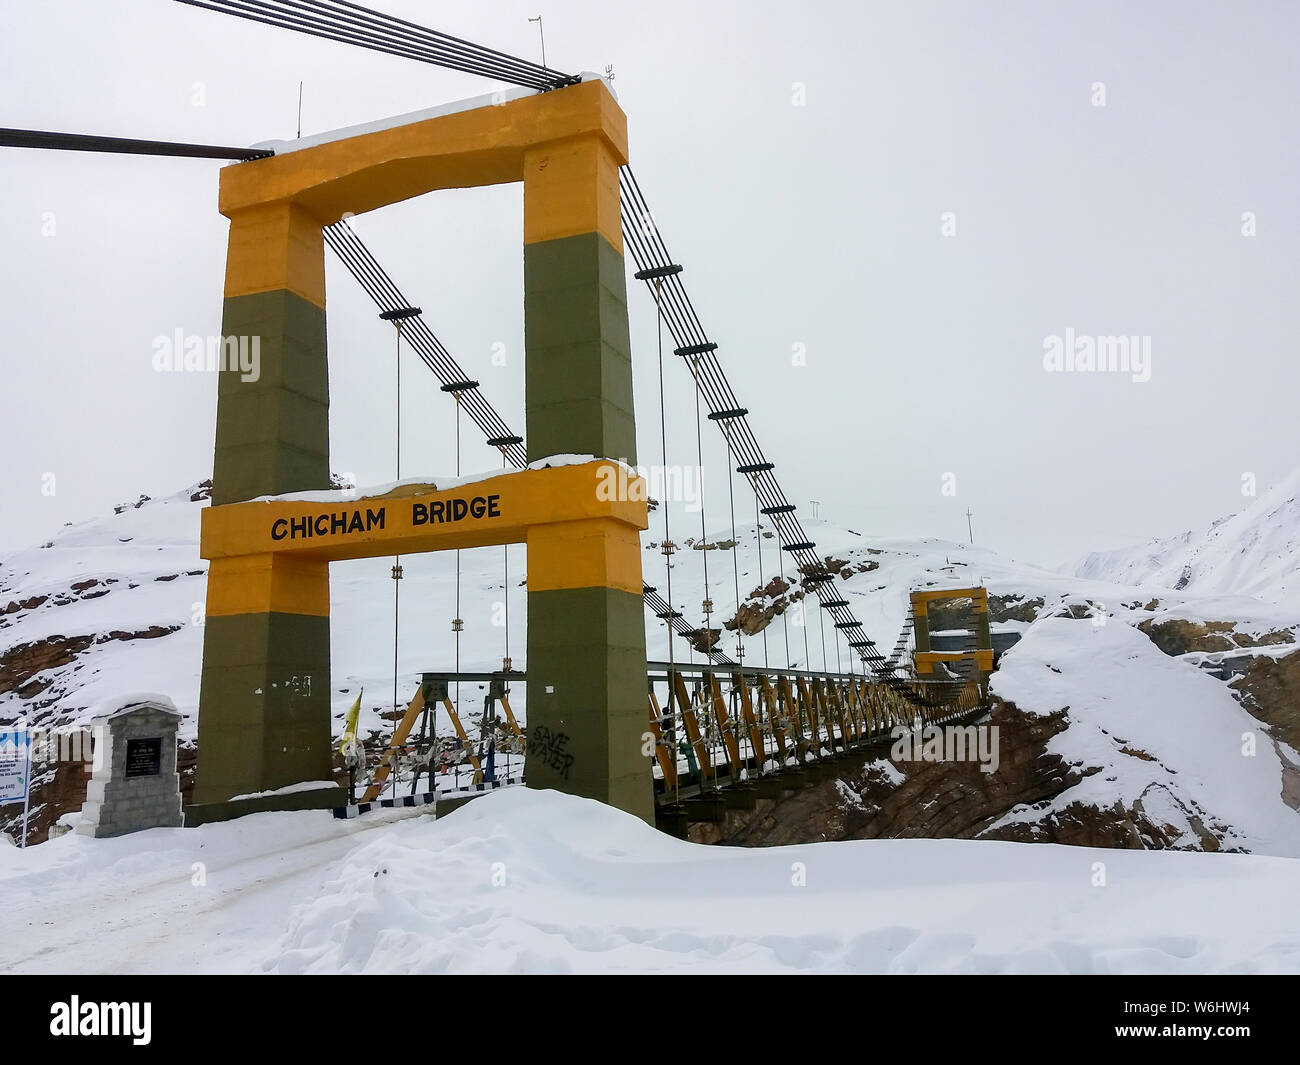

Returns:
910,586,995,688
188,80,655,825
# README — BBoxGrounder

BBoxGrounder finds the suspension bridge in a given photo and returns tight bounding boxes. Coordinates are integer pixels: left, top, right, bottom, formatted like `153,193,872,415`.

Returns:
3,0,995,837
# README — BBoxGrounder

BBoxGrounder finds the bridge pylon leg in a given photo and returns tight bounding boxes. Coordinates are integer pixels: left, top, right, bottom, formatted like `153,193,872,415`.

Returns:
190,202,337,823
521,128,652,823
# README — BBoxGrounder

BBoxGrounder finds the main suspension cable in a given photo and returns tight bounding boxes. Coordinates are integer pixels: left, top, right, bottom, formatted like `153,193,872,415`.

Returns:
172,0,580,90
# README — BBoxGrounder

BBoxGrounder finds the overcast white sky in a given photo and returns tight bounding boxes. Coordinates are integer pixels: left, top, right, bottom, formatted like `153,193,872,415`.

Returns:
1,0,1297,567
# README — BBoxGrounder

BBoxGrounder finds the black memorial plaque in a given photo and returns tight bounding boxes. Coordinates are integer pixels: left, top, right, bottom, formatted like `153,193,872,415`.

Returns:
124,736,163,778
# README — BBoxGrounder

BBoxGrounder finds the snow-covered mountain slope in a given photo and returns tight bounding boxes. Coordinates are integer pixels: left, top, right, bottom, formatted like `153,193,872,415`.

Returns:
0,486,209,734
1071,469,1300,611
3,789,1299,974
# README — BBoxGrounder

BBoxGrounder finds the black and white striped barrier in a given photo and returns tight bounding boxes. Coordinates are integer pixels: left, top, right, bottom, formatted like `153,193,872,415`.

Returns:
333,791,438,820
333,776,524,819
446,775,520,795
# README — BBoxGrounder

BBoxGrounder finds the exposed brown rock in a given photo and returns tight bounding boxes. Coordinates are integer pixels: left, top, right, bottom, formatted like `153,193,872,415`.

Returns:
1118,745,1156,761
1231,649,1300,752
924,597,976,630
727,576,802,637
100,625,181,643
1140,618,1238,655
1,595,49,616
927,593,1045,630
691,539,737,552
1139,618,1295,659
1233,630,1293,648
986,794,1221,851
0,635,96,699
0,626,181,706
988,595,1045,624
0,576,139,625
692,698,1080,845
687,627,722,654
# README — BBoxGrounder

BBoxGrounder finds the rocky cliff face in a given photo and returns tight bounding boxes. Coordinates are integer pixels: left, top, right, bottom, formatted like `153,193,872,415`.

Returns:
687,697,1070,845
688,696,1235,851
1127,615,1300,814
1232,652,1300,754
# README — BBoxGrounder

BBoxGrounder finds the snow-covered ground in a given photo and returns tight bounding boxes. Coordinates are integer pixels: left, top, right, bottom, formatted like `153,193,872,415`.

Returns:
3,789,1298,974
4,472,1300,973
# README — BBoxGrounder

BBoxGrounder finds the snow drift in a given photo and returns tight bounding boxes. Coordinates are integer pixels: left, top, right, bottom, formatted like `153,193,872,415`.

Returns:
2,789,1298,974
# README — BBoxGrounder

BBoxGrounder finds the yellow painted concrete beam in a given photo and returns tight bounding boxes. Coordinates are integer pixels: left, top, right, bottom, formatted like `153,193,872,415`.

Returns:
910,587,990,613
219,80,628,228
914,649,994,673
201,460,647,565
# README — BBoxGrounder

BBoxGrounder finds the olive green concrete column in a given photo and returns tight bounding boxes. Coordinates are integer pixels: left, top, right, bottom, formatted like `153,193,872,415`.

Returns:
523,231,637,463
190,202,340,824
524,586,651,818
522,131,652,823
210,288,330,506
913,605,932,653
191,611,334,822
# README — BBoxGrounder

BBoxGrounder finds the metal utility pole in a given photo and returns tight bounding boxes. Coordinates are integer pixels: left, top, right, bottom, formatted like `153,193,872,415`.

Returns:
965,507,974,545
528,16,546,68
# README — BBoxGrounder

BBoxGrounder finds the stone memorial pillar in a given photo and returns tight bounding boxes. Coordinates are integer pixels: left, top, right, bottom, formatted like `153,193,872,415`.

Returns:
77,698,184,838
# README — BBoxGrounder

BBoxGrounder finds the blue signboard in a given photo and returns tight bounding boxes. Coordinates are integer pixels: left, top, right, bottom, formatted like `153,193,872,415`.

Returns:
0,729,32,804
